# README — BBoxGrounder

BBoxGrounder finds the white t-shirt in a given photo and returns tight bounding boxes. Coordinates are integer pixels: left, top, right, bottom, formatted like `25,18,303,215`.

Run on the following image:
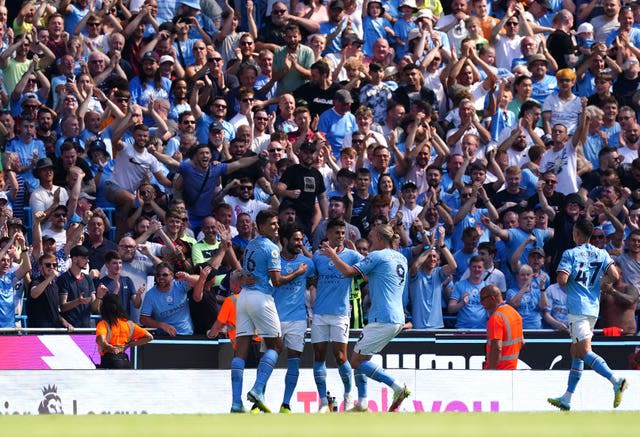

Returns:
591,15,620,44
110,143,163,192
617,144,638,164
222,195,271,226
542,93,582,135
494,35,523,70
539,140,579,195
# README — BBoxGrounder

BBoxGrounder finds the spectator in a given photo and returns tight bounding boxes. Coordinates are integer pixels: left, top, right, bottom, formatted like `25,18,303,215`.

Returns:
139,262,202,336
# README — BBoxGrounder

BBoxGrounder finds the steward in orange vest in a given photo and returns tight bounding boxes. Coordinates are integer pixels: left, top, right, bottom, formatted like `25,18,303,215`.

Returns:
480,285,524,369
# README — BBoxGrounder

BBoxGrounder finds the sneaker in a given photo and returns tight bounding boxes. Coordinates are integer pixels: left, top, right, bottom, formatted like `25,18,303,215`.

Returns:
318,404,330,414
343,394,354,412
614,379,628,408
279,404,292,414
247,390,271,413
230,403,246,413
388,385,411,412
547,397,571,411
346,402,369,413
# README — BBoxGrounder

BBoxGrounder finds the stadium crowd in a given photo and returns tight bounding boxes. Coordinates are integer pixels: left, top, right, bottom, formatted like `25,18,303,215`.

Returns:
1,0,640,337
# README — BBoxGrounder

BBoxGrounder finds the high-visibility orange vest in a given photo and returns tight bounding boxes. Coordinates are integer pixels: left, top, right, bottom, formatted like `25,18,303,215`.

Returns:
486,304,524,370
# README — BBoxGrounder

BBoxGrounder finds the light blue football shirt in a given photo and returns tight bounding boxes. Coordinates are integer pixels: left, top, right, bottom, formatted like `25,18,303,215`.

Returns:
313,248,363,316
242,235,281,296
274,254,315,322
354,248,407,324
557,243,614,318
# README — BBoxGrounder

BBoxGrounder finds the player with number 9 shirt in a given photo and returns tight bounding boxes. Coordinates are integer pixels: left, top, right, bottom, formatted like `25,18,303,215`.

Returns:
321,223,411,413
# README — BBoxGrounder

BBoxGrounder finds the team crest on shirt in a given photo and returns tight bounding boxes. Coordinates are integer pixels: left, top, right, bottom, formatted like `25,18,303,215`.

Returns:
166,295,173,304
271,249,279,259
328,260,335,267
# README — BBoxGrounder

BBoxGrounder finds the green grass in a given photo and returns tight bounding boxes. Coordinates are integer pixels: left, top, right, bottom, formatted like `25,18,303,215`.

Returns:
2,412,638,437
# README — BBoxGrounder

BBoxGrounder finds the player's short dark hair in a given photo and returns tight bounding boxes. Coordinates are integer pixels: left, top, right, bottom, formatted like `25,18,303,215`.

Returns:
326,218,347,231
574,217,594,239
279,223,304,243
256,209,278,228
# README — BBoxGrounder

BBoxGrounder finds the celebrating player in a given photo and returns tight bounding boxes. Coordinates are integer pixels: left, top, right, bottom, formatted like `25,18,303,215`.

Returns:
273,224,315,413
321,223,411,412
548,218,628,411
230,210,308,413
312,219,363,412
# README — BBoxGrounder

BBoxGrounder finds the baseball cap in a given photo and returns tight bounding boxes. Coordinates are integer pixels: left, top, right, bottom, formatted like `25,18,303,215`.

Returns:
408,29,422,42
299,141,317,152
577,23,593,34
178,0,201,11
330,0,345,10
209,120,224,132
342,33,363,48
70,245,89,258
535,0,552,10
565,193,585,209
529,247,545,257
7,218,26,233
79,192,96,202
142,51,159,63
402,180,418,190
527,54,547,67
88,139,110,157
159,55,175,64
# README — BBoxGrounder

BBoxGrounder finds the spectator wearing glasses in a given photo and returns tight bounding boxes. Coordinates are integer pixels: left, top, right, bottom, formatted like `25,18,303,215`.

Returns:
528,170,565,221
36,203,67,257
228,87,255,130
140,262,203,336
220,177,277,226
259,2,319,52
27,253,74,329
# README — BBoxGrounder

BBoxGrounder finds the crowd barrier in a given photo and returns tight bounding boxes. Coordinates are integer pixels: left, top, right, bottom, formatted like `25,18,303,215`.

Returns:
1,369,638,415
2,330,639,370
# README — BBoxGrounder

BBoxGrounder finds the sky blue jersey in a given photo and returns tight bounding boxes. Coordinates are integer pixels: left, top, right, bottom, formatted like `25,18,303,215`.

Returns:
313,248,363,316
242,235,281,296
274,254,315,322
354,248,407,324
557,243,614,318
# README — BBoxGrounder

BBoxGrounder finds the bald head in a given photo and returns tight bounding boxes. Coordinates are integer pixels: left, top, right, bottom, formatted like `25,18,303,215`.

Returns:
480,284,503,311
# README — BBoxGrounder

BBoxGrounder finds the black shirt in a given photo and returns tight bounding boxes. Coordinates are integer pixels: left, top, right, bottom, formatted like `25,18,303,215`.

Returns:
57,270,95,328
294,82,342,117
279,164,326,221
27,276,63,328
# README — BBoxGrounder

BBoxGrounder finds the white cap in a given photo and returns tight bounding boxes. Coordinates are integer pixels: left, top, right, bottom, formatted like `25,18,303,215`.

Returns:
577,22,593,34
416,9,434,20
159,55,175,64
408,29,422,42
399,0,418,10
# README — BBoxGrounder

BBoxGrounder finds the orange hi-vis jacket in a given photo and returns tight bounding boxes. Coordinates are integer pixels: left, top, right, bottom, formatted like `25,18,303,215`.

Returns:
486,303,524,369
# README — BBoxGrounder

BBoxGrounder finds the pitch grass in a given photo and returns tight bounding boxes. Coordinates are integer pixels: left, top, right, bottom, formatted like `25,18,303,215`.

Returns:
1,412,638,437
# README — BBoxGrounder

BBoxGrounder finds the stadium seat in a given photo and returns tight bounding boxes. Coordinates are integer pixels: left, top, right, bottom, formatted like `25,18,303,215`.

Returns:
22,206,33,241
101,207,116,241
